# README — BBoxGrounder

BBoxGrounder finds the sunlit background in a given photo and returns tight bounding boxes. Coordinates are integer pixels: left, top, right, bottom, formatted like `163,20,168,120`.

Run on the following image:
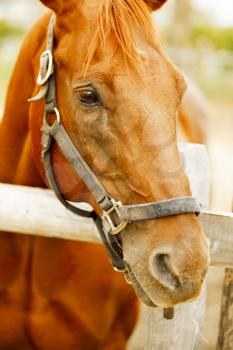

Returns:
0,1,232,349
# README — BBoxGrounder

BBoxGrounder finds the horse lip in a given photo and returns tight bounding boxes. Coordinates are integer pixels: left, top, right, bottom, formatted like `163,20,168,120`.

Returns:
124,261,156,307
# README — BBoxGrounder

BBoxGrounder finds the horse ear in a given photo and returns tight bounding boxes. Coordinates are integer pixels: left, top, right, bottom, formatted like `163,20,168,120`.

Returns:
38,0,63,13
144,0,168,11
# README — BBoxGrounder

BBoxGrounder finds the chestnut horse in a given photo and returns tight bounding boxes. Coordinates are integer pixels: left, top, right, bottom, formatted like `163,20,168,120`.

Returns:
0,0,209,349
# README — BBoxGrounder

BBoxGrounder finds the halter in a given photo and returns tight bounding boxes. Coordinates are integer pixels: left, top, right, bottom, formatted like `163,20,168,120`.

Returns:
29,14,201,273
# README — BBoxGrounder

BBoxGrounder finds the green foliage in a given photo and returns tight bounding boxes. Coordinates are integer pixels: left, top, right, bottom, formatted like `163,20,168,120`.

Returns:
191,25,233,51
0,20,23,39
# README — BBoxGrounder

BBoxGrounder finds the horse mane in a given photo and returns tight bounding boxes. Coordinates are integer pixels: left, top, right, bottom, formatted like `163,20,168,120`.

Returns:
84,0,156,72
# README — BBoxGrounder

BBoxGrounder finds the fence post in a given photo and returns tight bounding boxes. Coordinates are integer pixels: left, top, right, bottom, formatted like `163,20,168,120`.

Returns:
217,272,233,349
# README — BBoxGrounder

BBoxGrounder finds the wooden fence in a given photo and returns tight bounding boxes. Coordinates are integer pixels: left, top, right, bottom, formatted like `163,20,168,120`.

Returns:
0,143,232,349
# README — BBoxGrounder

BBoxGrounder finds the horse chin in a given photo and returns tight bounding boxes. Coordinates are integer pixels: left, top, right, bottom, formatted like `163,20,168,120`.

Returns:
124,262,156,307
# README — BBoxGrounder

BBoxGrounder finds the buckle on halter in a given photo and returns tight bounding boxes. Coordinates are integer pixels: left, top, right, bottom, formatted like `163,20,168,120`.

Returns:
37,50,54,86
102,200,127,235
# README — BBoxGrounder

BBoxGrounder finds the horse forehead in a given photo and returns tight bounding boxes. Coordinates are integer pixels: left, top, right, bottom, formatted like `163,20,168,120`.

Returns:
111,60,178,96
110,46,179,84
56,32,183,100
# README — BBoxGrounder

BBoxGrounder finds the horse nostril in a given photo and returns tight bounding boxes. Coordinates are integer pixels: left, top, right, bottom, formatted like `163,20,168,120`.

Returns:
149,252,180,290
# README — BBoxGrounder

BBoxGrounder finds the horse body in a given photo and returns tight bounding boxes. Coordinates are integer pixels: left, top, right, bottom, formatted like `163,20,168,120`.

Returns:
0,1,209,349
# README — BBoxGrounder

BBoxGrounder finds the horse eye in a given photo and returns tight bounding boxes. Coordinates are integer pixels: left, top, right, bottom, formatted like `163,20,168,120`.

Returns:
75,88,100,107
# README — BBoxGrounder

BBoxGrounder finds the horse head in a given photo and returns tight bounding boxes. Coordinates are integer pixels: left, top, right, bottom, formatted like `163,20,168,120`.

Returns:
31,0,210,308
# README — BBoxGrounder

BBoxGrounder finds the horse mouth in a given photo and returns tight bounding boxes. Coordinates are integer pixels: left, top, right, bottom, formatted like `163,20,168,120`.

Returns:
124,261,156,307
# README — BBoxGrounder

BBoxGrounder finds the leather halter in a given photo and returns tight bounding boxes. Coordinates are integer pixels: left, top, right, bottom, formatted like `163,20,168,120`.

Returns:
29,14,201,273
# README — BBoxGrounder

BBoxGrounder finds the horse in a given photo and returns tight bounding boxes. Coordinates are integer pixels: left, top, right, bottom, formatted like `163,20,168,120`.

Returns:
0,0,210,349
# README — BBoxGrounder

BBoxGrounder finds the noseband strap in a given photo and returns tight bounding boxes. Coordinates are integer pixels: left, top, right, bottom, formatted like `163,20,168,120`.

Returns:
29,15,201,272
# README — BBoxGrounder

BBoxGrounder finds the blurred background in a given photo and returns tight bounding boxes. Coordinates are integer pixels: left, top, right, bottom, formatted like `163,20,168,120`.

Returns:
0,1,232,349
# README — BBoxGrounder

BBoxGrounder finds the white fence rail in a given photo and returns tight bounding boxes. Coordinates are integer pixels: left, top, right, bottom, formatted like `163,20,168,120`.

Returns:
0,183,232,267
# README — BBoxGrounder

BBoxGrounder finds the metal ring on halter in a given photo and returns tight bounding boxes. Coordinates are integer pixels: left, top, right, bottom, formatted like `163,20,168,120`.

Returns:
44,107,61,126
53,107,61,124
37,50,53,86
114,266,126,273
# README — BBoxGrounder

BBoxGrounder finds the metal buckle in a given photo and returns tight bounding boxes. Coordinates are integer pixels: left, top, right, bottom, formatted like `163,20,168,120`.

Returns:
37,50,53,86
102,200,127,235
